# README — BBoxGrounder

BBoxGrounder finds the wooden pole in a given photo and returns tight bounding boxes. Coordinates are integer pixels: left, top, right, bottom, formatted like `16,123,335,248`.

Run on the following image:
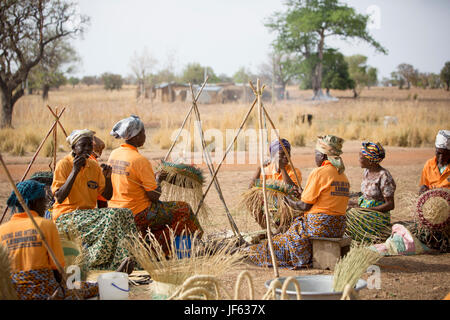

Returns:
193,97,257,218
163,77,209,162
53,107,58,172
189,85,243,242
0,153,82,300
0,108,65,224
256,79,279,278
46,105,68,137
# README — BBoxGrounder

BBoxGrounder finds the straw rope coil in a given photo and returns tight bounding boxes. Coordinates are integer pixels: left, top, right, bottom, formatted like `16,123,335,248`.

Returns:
239,179,302,232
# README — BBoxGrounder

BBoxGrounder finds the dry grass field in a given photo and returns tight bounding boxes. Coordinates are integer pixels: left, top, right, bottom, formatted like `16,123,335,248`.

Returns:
0,84,449,300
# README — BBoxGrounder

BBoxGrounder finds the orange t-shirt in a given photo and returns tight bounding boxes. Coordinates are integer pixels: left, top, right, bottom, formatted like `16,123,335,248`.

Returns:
0,211,65,272
51,154,106,221
89,154,107,202
107,144,158,215
261,163,302,186
301,160,350,216
420,156,450,189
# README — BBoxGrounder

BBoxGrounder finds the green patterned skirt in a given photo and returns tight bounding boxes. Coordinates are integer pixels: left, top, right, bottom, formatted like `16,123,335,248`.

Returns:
55,208,138,271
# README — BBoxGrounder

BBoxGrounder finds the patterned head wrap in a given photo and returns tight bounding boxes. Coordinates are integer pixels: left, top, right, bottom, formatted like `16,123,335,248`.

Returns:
110,115,144,140
66,129,95,147
315,135,345,174
361,141,386,164
7,180,46,213
269,139,291,158
435,130,450,150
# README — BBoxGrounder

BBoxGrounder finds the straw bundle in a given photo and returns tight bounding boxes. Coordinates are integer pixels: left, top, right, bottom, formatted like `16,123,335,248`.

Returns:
0,244,17,300
239,179,302,232
345,208,392,244
125,228,244,291
158,161,210,221
333,244,381,292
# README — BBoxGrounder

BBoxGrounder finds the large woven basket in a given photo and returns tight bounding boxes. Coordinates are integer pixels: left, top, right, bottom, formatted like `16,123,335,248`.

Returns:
416,188,450,231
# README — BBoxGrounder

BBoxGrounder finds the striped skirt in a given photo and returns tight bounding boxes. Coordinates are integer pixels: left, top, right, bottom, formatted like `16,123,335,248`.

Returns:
55,207,138,270
11,268,98,300
245,212,346,269
134,200,203,252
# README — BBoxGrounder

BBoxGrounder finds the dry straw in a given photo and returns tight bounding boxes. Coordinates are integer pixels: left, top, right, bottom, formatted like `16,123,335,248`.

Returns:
239,179,302,232
333,244,381,292
125,228,244,292
0,244,17,300
158,161,211,222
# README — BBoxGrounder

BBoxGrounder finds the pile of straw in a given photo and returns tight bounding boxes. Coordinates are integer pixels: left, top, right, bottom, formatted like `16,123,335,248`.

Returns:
239,179,302,232
333,244,381,292
125,229,244,290
345,208,392,244
0,244,17,300
158,161,210,221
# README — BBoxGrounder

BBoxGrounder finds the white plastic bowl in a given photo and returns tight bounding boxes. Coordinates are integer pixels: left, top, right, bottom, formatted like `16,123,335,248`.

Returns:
264,275,367,300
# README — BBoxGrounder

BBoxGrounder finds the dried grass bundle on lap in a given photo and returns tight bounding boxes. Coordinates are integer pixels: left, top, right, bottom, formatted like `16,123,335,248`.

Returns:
239,179,302,233
158,161,210,221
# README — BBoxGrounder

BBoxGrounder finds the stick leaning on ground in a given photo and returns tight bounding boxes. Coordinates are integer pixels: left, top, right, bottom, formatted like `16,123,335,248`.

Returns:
0,153,82,300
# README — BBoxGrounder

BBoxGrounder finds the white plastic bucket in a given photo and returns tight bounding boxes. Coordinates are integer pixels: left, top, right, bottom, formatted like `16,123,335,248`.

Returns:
264,275,367,300
97,272,129,300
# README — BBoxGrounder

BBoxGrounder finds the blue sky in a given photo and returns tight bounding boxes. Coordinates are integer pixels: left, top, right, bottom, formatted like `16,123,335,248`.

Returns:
72,0,450,80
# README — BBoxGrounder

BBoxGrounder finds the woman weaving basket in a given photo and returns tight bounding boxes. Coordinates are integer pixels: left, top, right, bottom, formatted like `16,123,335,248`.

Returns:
346,142,396,243
107,115,203,250
51,129,137,271
245,135,350,269
247,139,302,230
419,130,450,194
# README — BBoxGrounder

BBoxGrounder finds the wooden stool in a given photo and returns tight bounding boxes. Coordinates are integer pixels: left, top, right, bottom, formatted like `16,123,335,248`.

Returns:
311,236,352,270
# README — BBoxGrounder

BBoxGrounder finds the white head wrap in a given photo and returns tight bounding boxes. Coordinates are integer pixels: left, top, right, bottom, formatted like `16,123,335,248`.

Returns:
66,129,95,147
110,115,144,140
435,130,450,150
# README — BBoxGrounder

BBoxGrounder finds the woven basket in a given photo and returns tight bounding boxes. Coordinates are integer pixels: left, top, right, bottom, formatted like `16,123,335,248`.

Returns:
239,179,301,232
416,188,450,231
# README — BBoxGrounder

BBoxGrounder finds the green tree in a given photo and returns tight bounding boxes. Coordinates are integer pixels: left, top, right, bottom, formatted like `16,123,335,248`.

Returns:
232,67,254,84
346,54,369,98
182,63,219,84
321,50,354,95
81,76,98,86
440,61,450,91
68,77,80,88
0,0,89,128
101,73,123,91
265,0,386,100
367,67,378,88
396,63,418,89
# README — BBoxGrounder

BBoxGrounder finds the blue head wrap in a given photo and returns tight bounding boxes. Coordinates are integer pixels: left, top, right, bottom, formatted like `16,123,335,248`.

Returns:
269,139,291,158
6,180,46,213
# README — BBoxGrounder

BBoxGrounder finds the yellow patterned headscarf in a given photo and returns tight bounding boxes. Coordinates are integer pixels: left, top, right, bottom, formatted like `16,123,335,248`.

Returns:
315,135,345,174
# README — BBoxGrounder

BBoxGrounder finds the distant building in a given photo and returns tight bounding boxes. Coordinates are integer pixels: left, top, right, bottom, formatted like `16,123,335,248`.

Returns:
154,82,189,103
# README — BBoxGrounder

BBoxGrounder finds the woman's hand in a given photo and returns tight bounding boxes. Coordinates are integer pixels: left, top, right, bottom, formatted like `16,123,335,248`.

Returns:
72,154,87,173
100,163,112,179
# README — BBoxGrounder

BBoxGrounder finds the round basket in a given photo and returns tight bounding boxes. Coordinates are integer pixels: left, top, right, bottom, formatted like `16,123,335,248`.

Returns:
159,161,204,188
416,188,450,231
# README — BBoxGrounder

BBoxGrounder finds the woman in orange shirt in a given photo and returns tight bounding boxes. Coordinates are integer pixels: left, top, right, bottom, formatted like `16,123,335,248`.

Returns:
52,129,137,271
248,139,302,229
419,130,450,194
0,180,98,300
108,115,203,251
245,135,349,268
